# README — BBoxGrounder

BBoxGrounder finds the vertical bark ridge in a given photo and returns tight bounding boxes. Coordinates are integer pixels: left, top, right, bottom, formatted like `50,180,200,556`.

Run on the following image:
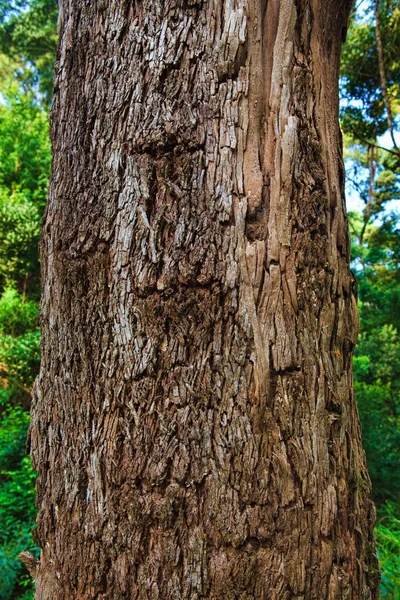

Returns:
31,0,379,598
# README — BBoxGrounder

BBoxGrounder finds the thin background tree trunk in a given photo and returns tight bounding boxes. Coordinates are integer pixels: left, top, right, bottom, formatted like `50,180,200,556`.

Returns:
30,0,380,598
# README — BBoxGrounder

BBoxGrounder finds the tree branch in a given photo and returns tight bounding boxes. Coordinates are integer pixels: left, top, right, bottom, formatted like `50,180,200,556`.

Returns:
349,124,400,158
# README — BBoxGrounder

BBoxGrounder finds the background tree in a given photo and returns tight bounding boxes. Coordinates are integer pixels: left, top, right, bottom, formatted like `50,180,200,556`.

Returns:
30,1,380,598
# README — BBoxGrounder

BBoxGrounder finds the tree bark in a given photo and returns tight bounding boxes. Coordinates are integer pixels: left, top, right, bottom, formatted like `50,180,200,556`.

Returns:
30,0,380,598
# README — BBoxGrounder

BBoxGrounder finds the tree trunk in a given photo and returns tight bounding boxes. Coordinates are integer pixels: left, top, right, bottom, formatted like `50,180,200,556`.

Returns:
30,0,380,598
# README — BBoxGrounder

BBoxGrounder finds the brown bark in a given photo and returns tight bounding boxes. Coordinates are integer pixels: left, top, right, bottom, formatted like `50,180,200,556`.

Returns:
30,0,380,598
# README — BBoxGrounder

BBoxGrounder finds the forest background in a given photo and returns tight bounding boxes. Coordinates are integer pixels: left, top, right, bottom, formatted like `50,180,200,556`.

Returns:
0,0,398,598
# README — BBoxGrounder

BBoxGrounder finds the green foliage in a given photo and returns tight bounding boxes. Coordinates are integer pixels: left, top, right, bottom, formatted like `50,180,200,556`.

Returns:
349,211,400,331
0,287,40,598
0,287,40,411
348,208,400,597
341,1,400,595
376,506,400,598
353,324,400,506
0,3,54,596
0,68,50,300
0,406,36,599
0,123,42,600
0,193,41,289
0,0,58,104
0,82,51,207
0,287,38,337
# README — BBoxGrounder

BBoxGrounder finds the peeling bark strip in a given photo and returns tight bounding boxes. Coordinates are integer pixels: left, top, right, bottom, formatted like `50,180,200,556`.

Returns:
31,1,379,598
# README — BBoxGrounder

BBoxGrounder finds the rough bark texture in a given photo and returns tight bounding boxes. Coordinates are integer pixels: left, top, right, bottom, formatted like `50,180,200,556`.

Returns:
30,0,380,598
